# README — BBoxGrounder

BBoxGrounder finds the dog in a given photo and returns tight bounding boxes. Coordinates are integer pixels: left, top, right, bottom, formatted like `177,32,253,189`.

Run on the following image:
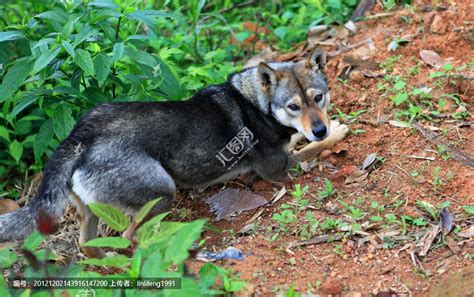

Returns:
0,47,348,258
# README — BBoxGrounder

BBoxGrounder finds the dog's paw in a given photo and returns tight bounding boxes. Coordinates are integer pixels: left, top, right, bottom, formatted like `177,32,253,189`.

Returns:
329,120,349,143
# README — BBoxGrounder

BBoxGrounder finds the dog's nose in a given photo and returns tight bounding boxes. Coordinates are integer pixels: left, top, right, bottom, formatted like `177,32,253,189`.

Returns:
312,124,327,139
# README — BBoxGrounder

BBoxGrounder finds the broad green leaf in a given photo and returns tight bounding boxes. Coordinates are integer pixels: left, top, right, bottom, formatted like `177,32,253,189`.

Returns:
74,49,95,76
88,1,119,9
0,31,26,43
94,53,112,86
0,249,17,269
61,41,75,58
125,46,155,66
199,263,219,289
34,119,54,160
12,95,39,117
112,42,124,62
235,32,251,43
88,202,130,231
35,10,68,24
393,93,408,106
32,47,61,74
73,24,99,47
22,231,44,251
274,26,288,39
164,219,205,264
0,57,34,103
80,254,130,268
0,126,10,142
82,237,130,248
393,80,406,90
126,10,174,28
9,140,23,163
128,249,141,278
155,58,184,100
52,104,75,140
135,197,161,224
136,212,169,246
141,253,164,277
32,38,55,50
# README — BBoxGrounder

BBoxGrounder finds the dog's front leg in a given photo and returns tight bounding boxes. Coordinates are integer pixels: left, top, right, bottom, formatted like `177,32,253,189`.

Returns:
289,120,349,167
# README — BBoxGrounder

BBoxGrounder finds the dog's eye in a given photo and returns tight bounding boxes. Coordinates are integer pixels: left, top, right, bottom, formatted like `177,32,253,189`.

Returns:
314,94,323,103
287,104,300,111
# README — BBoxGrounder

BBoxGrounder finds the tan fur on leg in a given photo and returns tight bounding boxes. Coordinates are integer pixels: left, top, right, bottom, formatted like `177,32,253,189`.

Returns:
71,193,105,259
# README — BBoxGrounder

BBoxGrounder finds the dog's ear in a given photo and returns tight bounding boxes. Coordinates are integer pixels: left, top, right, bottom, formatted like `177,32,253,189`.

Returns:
307,47,326,73
257,62,278,91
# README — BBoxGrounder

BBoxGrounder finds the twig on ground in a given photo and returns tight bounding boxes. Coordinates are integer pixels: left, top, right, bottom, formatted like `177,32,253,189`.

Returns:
290,234,343,249
328,38,373,57
413,123,474,169
363,12,395,19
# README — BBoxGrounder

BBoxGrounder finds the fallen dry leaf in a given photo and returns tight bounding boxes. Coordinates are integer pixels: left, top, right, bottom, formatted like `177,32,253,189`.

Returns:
419,224,441,256
299,159,318,172
345,169,368,184
271,186,287,205
206,188,268,221
419,50,448,68
388,120,412,128
244,47,275,68
445,235,460,254
457,225,474,238
0,198,19,214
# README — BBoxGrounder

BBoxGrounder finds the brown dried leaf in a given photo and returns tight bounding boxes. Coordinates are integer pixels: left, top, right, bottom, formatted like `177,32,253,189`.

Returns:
271,186,287,205
0,198,19,215
345,169,368,184
419,224,440,256
419,50,447,68
445,235,460,254
244,47,276,68
308,25,328,37
300,159,318,173
457,225,474,238
206,188,268,221
388,120,412,128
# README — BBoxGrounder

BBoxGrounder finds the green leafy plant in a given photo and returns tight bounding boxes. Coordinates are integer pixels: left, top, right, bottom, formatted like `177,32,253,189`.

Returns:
0,199,244,295
318,178,334,199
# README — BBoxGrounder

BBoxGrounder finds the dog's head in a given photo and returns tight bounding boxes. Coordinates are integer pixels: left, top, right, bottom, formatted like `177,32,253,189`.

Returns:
258,47,330,141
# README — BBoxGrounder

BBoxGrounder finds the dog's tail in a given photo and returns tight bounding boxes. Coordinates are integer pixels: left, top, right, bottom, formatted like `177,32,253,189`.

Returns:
0,140,80,241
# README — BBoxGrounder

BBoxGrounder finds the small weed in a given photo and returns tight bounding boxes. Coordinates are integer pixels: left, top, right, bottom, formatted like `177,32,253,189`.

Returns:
334,107,368,123
332,243,344,256
432,166,443,190
318,179,335,199
380,55,402,72
463,205,474,215
416,200,438,220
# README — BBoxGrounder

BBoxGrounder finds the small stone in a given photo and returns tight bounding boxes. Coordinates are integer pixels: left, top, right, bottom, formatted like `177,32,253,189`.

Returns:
430,14,448,34
320,149,333,159
367,253,375,260
368,244,376,254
